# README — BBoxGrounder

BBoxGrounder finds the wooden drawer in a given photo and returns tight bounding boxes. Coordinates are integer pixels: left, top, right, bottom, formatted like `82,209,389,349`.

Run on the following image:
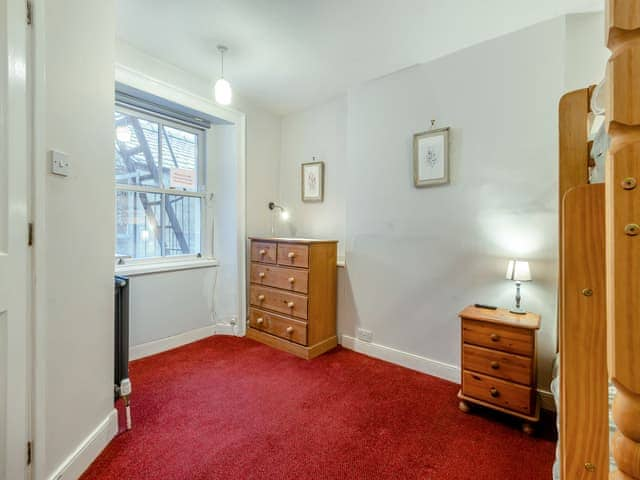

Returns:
251,241,277,264
462,319,534,357
249,285,308,320
463,344,533,385
249,308,307,345
250,263,309,294
462,370,533,415
277,243,309,268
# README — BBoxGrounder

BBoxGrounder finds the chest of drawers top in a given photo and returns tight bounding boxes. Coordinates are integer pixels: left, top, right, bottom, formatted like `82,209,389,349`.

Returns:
459,306,541,330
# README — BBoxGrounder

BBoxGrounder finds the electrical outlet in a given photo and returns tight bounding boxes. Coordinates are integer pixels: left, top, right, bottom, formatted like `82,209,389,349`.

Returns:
357,328,373,343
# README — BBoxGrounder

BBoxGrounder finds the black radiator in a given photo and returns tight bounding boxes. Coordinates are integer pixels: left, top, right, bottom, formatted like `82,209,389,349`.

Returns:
114,275,130,400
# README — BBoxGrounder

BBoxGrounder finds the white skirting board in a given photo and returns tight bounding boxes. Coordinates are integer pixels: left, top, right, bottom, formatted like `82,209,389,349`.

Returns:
130,325,216,361
129,323,241,361
339,335,555,412
47,409,117,480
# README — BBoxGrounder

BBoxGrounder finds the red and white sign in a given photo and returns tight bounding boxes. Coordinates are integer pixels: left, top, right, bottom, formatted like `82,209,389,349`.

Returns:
169,168,196,190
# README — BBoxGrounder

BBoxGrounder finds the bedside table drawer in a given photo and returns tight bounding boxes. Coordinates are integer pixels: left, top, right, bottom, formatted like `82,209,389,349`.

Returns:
462,319,534,357
463,344,533,385
462,370,533,415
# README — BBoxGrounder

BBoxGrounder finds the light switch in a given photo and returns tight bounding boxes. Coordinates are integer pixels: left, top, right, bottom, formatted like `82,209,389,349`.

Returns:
50,150,70,177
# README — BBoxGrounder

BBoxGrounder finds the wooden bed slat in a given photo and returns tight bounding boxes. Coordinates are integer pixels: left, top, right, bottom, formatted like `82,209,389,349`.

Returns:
560,184,609,480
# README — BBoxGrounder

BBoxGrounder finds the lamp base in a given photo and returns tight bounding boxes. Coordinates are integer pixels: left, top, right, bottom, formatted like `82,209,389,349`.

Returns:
510,307,527,315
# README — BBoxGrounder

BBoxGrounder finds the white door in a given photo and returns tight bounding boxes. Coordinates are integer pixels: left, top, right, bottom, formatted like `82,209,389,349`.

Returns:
0,0,30,478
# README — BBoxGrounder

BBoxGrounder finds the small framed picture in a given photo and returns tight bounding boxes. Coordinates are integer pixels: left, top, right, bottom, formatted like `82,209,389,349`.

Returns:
301,161,324,202
413,127,450,187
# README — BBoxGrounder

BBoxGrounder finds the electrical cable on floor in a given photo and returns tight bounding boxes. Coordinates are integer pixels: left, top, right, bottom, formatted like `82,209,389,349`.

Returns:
124,395,132,430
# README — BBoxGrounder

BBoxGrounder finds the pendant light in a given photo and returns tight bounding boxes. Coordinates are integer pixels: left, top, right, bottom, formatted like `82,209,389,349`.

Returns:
214,45,232,105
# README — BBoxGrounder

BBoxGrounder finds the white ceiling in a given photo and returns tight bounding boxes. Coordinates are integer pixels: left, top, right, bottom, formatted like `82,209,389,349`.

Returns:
117,0,602,115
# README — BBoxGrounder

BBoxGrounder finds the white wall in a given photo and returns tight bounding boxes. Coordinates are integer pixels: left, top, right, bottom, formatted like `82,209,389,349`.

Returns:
343,18,564,390
37,0,116,476
278,15,607,392
278,96,347,259
564,12,609,91
210,124,240,325
128,267,218,347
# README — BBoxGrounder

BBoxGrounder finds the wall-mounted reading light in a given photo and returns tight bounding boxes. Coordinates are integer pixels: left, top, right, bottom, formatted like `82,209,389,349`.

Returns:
269,202,289,220
269,201,289,235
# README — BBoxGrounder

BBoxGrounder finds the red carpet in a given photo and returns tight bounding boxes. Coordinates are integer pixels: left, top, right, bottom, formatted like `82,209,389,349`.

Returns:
81,336,555,479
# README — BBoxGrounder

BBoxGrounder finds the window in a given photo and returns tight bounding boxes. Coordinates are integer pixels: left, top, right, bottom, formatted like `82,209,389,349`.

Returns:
115,106,205,260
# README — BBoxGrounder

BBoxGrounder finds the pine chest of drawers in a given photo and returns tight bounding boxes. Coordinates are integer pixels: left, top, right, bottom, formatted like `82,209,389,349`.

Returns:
246,237,338,359
457,305,541,434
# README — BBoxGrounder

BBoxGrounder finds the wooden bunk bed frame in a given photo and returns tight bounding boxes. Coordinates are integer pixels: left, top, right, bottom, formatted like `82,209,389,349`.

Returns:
559,1,640,478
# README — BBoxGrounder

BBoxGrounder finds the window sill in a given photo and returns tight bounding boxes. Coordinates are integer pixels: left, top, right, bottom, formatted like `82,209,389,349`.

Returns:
115,258,219,276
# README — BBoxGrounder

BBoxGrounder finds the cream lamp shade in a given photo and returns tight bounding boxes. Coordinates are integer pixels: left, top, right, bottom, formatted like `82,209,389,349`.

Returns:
505,260,532,282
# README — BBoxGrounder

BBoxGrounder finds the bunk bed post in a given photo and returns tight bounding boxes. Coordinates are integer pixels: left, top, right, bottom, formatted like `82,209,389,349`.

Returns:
605,1,640,478
558,87,609,480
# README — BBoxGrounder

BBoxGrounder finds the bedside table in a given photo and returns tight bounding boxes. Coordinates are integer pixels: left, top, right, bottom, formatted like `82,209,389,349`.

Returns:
457,305,541,434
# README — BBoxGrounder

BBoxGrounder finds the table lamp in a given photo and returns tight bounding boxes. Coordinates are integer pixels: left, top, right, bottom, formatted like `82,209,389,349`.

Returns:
505,260,531,314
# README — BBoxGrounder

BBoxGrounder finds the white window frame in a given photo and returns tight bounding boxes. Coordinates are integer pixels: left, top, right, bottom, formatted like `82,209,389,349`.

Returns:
115,104,207,267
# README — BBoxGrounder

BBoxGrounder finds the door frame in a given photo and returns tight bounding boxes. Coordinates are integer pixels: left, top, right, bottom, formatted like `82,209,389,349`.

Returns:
2,0,31,479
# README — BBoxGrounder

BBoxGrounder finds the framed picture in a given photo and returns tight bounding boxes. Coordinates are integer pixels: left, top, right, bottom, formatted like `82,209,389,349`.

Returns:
301,161,324,202
413,127,450,187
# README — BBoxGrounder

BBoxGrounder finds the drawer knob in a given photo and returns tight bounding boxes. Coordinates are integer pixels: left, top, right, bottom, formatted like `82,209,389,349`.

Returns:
490,361,500,370
490,387,500,398
259,249,266,255
288,252,296,259
256,317,264,325
286,326,294,334
490,333,500,342
258,294,265,301
288,277,295,283
287,301,295,308
259,272,266,278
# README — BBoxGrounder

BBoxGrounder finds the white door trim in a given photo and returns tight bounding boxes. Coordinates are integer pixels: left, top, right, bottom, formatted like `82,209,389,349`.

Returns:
2,0,30,478
30,0,48,477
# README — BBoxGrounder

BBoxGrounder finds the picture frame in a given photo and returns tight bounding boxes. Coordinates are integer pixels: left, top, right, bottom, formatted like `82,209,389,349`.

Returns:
413,127,450,187
301,161,324,202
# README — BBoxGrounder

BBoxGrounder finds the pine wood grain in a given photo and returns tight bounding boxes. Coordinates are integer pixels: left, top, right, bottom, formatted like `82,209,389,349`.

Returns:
250,263,309,294
251,240,277,264
247,238,338,359
462,318,535,357
461,370,533,415
560,184,608,480
462,344,533,386
249,284,308,320
606,2,640,477
249,308,307,346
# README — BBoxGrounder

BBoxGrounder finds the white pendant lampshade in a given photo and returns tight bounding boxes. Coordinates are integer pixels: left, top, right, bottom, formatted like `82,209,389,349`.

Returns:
214,45,232,105
214,78,232,105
